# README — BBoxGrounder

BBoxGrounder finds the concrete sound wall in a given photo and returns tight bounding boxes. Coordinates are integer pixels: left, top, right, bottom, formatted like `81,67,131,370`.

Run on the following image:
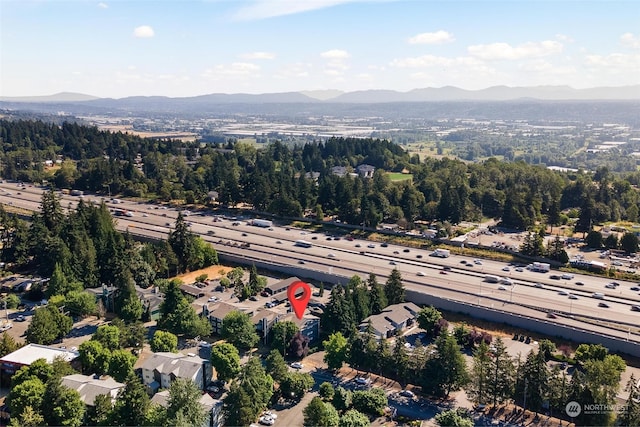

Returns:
217,251,640,356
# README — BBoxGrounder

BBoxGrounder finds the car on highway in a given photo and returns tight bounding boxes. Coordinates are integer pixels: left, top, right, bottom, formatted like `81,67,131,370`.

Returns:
534,283,544,288
298,260,305,265
605,283,617,289
276,240,282,244
515,267,524,272
575,281,585,286
550,275,561,280
474,259,482,265
632,305,640,312
327,253,336,258
381,243,388,247
290,362,303,369
416,254,423,258
367,244,375,248
389,261,397,265
498,286,507,291
403,249,410,253
502,266,510,271
546,312,558,319
417,271,426,276
561,273,574,280
558,290,569,296
631,286,640,291
439,271,448,275
598,302,610,308
242,233,248,237
355,243,361,247
568,294,579,300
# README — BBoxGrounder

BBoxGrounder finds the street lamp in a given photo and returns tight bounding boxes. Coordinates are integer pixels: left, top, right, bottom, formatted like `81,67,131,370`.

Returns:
510,284,516,303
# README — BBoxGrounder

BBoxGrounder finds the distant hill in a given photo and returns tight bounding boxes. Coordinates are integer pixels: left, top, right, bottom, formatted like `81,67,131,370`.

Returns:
2,86,639,106
0,92,100,103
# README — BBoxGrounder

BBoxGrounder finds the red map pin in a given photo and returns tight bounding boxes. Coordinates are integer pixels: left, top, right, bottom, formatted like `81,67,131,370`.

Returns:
287,280,311,319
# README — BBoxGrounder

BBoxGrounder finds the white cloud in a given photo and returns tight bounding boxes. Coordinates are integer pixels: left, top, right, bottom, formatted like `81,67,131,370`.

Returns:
390,54,484,69
518,59,576,76
555,34,574,43
232,0,363,21
621,32,640,49
274,62,312,79
239,51,276,60
321,49,350,59
98,2,108,9
468,40,563,60
408,30,454,45
202,62,261,80
133,25,155,38
585,53,640,69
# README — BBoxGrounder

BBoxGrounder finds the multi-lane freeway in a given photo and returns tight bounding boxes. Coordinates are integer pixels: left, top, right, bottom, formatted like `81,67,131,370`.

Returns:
2,182,640,343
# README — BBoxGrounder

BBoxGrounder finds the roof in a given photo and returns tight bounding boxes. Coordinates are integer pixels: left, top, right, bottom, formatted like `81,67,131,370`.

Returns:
266,277,301,294
359,302,421,335
139,352,207,380
150,389,217,411
61,374,124,406
206,301,242,320
0,343,79,365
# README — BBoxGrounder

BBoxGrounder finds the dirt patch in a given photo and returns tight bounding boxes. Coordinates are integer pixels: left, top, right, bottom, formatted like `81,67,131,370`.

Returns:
172,265,233,284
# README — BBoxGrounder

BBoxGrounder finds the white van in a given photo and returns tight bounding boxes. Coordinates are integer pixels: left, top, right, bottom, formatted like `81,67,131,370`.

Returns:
592,292,605,299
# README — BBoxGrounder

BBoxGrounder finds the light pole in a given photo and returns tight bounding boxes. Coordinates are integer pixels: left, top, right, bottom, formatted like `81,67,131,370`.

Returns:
510,284,516,303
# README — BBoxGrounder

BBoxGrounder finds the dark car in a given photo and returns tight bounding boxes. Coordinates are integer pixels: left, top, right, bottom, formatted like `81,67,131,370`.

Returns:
381,243,388,247
403,249,410,253
550,275,561,280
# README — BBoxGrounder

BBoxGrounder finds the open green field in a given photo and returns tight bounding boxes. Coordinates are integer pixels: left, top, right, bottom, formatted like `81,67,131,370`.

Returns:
387,172,413,182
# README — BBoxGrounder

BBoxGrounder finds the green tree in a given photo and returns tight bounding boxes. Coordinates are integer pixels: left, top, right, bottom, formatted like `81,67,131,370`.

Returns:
435,408,474,427
168,212,197,273
223,357,273,426
210,342,241,382
93,324,121,351
107,349,137,383
621,232,639,253
367,273,387,315
78,340,111,375
515,349,549,413
265,349,289,383
164,378,209,427
323,332,349,371
487,337,515,406
319,382,335,401
41,378,86,427
417,306,443,336
150,330,178,353
26,305,73,345
280,372,314,400
620,374,640,427
271,320,299,356
384,268,405,304
8,378,46,421
467,341,491,405
332,386,353,412
86,393,113,426
339,409,370,427
64,291,98,317
221,310,259,350
585,230,603,248
111,372,150,427
9,404,45,427
0,331,22,358
421,332,470,397
303,397,339,427
352,388,388,416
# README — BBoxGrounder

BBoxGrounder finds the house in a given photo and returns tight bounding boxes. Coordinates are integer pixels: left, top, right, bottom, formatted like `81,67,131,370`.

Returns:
359,302,421,339
180,283,206,299
137,352,211,395
61,374,124,406
331,166,348,177
201,301,250,335
136,286,163,321
264,276,302,298
280,313,320,344
356,164,376,178
151,388,223,427
0,344,80,386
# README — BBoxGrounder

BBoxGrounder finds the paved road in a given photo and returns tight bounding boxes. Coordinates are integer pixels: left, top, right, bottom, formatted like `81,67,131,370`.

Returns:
2,183,640,342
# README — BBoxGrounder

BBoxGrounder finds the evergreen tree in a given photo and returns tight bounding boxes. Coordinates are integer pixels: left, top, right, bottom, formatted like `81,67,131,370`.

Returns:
164,378,209,427
384,268,405,305
515,349,549,413
111,372,150,427
620,374,640,427
367,273,387,314
487,337,515,406
421,332,469,397
467,341,491,405
41,378,85,427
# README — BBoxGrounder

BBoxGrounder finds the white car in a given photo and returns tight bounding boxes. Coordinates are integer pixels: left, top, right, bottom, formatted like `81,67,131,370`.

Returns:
355,377,370,385
558,290,569,296
208,296,218,302
417,271,426,277
259,415,275,426
327,253,336,258
568,294,579,300
498,286,507,291
474,259,482,265
399,390,415,398
290,362,303,369
199,341,212,348
367,244,375,248
502,266,511,271
262,411,278,419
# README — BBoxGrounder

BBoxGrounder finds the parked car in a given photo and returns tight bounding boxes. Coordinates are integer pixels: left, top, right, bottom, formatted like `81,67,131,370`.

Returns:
355,377,370,385
259,415,275,426
399,390,415,398
290,362,303,369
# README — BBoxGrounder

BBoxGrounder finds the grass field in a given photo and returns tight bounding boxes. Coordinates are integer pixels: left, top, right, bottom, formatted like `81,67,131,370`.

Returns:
387,172,413,181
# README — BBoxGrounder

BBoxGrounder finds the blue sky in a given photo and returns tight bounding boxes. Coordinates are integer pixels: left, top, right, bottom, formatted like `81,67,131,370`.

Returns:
1,0,639,98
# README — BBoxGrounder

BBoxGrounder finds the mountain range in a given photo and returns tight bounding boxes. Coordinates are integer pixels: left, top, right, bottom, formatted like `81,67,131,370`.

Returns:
1,85,639,105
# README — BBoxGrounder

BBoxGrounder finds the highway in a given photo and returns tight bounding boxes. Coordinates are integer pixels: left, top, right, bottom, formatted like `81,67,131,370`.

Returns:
2,182,640,343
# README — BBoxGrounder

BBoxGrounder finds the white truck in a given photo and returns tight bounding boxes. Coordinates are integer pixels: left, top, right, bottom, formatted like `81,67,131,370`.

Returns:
484,275,500,283
252,219,273,228
432,248,450,258
530,262,550,273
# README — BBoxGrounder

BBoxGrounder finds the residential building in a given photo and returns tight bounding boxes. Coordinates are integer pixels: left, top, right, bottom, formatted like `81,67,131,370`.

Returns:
201,301,250,335
61,374,124,406
0,344,80,386
356,164,375,178
359,302,421,339
137,352,211,395
331,166,348,177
